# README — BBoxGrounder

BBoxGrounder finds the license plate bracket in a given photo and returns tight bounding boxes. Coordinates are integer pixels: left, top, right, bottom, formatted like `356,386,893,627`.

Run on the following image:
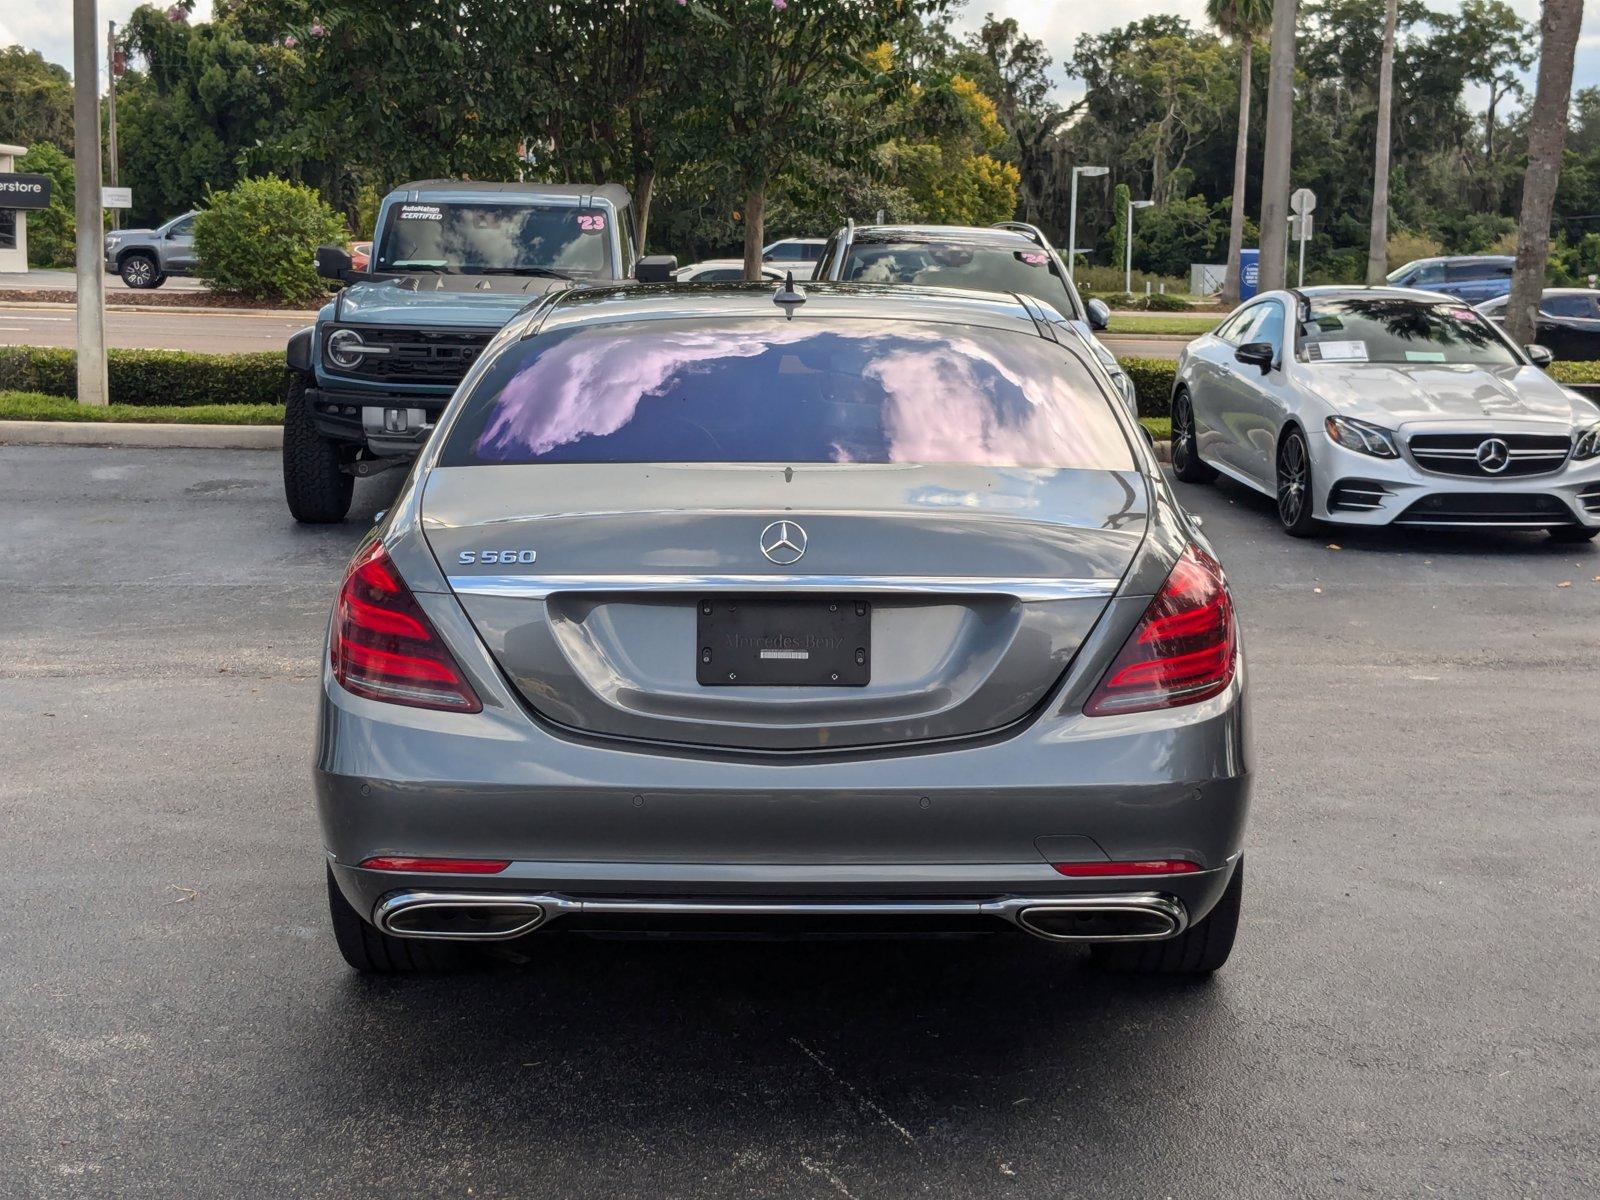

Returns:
696,597,871,687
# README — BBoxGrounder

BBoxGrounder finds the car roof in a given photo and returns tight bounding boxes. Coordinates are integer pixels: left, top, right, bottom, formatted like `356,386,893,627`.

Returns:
1401,254,1514,267
530,281,1052,338
389,180,633,207
849,225,1040,249
1288,285,1462,304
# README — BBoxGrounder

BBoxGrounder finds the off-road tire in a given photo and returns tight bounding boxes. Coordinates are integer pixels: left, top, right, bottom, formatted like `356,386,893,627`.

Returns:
326,865,472,974
1170,389,1215,483
1091,857,1243,976
118,252,163,289
282,374,354,524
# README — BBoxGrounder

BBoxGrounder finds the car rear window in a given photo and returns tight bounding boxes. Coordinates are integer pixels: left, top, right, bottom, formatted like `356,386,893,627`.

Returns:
438,318,1133,470
842,241,1084,321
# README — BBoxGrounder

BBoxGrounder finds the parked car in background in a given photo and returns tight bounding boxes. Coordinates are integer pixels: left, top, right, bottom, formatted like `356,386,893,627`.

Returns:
676,258,783,282
1385,255,1514,303
317,280,1249,979
815,221,1139,418
102,210,198,289
1476,289,1600,362
350,241,372,272
284,180,661,524
761,237,827,279
1170,286,1600,540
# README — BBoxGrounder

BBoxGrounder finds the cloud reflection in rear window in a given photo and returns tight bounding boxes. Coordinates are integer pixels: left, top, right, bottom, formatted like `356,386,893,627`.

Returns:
438,319,1133,471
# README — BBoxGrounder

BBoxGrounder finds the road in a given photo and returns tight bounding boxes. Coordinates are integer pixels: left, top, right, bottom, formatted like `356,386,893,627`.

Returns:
2,446,1596,1198
0,305,308,354
0,303,1186,360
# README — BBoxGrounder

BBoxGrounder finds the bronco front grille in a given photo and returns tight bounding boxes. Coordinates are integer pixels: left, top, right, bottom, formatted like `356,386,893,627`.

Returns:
1407,432,1570,478
329,327,494,384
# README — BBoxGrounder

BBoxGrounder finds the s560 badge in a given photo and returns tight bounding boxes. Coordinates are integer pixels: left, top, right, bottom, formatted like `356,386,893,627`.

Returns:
458,549,537,565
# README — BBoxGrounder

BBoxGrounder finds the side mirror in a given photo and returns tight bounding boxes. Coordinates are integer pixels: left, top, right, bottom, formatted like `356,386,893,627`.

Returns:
634,254,678,283
1085,298,1111,331
316,245,355,282
1235,341,1276,374
1525,344,1554,368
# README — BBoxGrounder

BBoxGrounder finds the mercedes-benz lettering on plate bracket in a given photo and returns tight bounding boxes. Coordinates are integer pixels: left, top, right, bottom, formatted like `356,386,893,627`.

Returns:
1171,285,1600,540
315,281,1250,978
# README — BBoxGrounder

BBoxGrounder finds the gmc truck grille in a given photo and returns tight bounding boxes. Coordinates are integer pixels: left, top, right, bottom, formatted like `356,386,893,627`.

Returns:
1407,432,1571,478
332,328,495,384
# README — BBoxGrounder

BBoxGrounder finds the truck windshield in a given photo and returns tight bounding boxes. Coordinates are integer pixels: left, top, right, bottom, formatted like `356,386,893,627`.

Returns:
438,319,1133,470
376,202,613,278
1296,297,1519,366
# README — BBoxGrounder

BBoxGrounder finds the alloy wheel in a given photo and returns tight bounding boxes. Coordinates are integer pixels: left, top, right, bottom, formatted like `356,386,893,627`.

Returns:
1172,396,1195,473
123,257,155,287
1277,433,1309,528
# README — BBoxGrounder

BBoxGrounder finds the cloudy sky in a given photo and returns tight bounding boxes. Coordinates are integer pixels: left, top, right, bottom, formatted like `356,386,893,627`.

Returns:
2,0,1591,109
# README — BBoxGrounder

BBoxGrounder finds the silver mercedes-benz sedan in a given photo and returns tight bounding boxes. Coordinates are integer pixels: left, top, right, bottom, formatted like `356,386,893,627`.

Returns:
316,282,1250,977
1171,286,1600,539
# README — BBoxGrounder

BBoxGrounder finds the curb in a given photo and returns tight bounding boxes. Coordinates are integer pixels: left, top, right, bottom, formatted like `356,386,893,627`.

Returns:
0,420,281,450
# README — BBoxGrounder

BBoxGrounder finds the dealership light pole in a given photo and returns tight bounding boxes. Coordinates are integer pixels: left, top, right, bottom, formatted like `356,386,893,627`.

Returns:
1124,199,1154,294
73,0,108,405
1066,165,1108,283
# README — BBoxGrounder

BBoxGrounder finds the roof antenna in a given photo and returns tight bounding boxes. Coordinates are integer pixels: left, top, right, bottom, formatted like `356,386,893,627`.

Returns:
773,271,806,320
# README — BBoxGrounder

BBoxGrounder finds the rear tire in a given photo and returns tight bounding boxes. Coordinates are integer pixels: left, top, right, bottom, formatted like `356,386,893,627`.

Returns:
1276,428,1320,537
1091,857,1243,976
326,865,472,974
282,374,354,524
1170,389,1215,483
119,253,162,289
1549,525,1599,543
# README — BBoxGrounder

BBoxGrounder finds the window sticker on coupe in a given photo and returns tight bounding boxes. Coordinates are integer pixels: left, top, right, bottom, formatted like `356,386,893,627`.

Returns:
1297,298,1517,366
439,321,1134,470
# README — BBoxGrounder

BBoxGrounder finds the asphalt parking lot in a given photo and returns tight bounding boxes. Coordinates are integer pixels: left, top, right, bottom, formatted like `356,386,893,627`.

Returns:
3,445,1597,1199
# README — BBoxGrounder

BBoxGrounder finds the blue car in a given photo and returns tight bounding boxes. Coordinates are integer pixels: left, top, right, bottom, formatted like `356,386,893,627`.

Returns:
1385,255,1514,303
284,181,653,523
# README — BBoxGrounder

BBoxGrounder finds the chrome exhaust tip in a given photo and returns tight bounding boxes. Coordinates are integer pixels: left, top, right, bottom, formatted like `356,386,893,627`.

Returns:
374,891,548,941
1011,895,1185,943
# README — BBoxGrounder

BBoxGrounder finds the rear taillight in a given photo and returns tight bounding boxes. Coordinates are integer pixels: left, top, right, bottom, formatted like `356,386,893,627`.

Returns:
331,543,482,712
1084,545,1236,716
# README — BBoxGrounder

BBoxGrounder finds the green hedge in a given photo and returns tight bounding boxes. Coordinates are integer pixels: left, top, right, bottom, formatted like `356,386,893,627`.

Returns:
1121,356,1178,417
1550,361,1600,385
0,347,285,408
0,391,285,425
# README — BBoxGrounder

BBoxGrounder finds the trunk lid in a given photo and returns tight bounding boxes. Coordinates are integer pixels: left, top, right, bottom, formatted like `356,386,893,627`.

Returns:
423,462,1146,751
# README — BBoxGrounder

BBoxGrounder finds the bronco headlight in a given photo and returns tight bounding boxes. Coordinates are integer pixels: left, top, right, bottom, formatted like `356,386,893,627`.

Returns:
1574,422,1600,461
1325,415,1399,459
325,328,383,370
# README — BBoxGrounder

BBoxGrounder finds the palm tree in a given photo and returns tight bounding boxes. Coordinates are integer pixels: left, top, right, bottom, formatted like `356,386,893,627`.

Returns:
1256,0,1299,294
1507,0,1583,347
1208,0,1274,305
1365,0,1400,284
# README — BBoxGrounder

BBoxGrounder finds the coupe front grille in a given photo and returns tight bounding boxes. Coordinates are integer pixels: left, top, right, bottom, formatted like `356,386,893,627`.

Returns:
1407,432,1570,478
1395,492,1575,528
330,327,494,384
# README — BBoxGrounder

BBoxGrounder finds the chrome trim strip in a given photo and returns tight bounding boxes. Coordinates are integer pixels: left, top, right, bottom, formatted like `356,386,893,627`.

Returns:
374,890,1187,944
448,573,1120,603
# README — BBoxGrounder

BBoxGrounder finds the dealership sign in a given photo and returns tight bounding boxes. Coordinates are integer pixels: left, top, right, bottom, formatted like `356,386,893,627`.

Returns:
0,173,53,210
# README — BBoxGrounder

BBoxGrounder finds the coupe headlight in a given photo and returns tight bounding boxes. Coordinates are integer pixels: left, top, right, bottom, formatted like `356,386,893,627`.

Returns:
1575,422,1600,460
1325,415,1399,458
325,328,371,370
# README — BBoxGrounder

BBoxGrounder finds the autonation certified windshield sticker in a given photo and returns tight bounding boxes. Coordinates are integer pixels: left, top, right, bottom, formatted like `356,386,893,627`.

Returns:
1310,341,1368,362
398,204,442,220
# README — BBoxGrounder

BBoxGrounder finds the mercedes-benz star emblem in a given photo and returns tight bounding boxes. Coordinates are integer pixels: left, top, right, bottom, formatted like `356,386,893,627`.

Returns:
759,520,807,565
1475,437,1511,474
